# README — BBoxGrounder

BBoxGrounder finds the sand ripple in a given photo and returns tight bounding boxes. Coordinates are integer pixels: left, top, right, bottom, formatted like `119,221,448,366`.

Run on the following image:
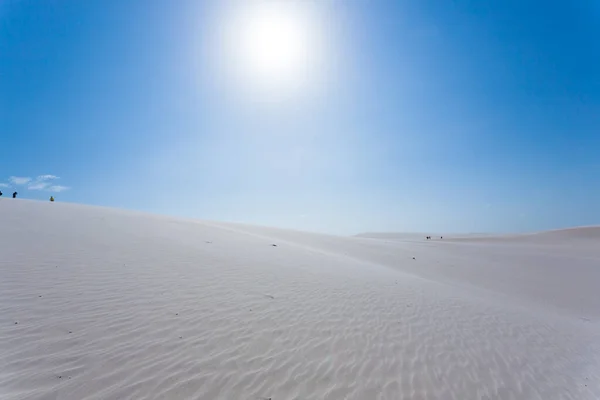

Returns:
1,201,599,399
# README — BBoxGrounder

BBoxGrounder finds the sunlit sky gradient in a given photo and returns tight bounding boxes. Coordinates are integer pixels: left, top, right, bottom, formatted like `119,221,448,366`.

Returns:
2,0,599,235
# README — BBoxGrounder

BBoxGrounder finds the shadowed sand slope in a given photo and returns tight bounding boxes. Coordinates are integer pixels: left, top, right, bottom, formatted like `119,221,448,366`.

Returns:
1,199,599,399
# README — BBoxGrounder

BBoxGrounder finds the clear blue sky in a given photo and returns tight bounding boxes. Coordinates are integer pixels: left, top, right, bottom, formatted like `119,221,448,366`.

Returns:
1,0,599,235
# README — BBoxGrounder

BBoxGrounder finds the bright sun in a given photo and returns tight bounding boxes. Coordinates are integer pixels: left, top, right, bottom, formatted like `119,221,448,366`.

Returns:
240,6,306,82
221,1,322,97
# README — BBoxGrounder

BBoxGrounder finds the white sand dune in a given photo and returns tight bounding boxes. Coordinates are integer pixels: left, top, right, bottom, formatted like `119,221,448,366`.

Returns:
437,226,600,244
1,200,599,399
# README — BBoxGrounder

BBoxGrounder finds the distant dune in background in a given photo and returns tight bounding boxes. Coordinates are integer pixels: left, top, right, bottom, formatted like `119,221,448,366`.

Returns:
1,199,599,399
355,232,496,241
357,226,600,242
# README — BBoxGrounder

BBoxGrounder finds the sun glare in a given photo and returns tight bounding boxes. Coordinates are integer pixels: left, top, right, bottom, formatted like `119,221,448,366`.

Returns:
220,1,323,98
240,7,306,82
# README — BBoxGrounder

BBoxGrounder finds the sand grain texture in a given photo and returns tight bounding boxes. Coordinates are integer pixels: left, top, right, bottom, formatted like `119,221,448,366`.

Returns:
1,200,599,399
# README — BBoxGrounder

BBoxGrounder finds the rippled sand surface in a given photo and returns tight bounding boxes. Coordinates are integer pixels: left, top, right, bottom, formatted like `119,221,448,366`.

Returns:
1,200,599,399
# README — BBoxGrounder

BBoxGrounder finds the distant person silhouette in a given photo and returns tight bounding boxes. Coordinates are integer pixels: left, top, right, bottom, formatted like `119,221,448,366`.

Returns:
12,192,17,199
50,196,54,202
0,191,2,197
